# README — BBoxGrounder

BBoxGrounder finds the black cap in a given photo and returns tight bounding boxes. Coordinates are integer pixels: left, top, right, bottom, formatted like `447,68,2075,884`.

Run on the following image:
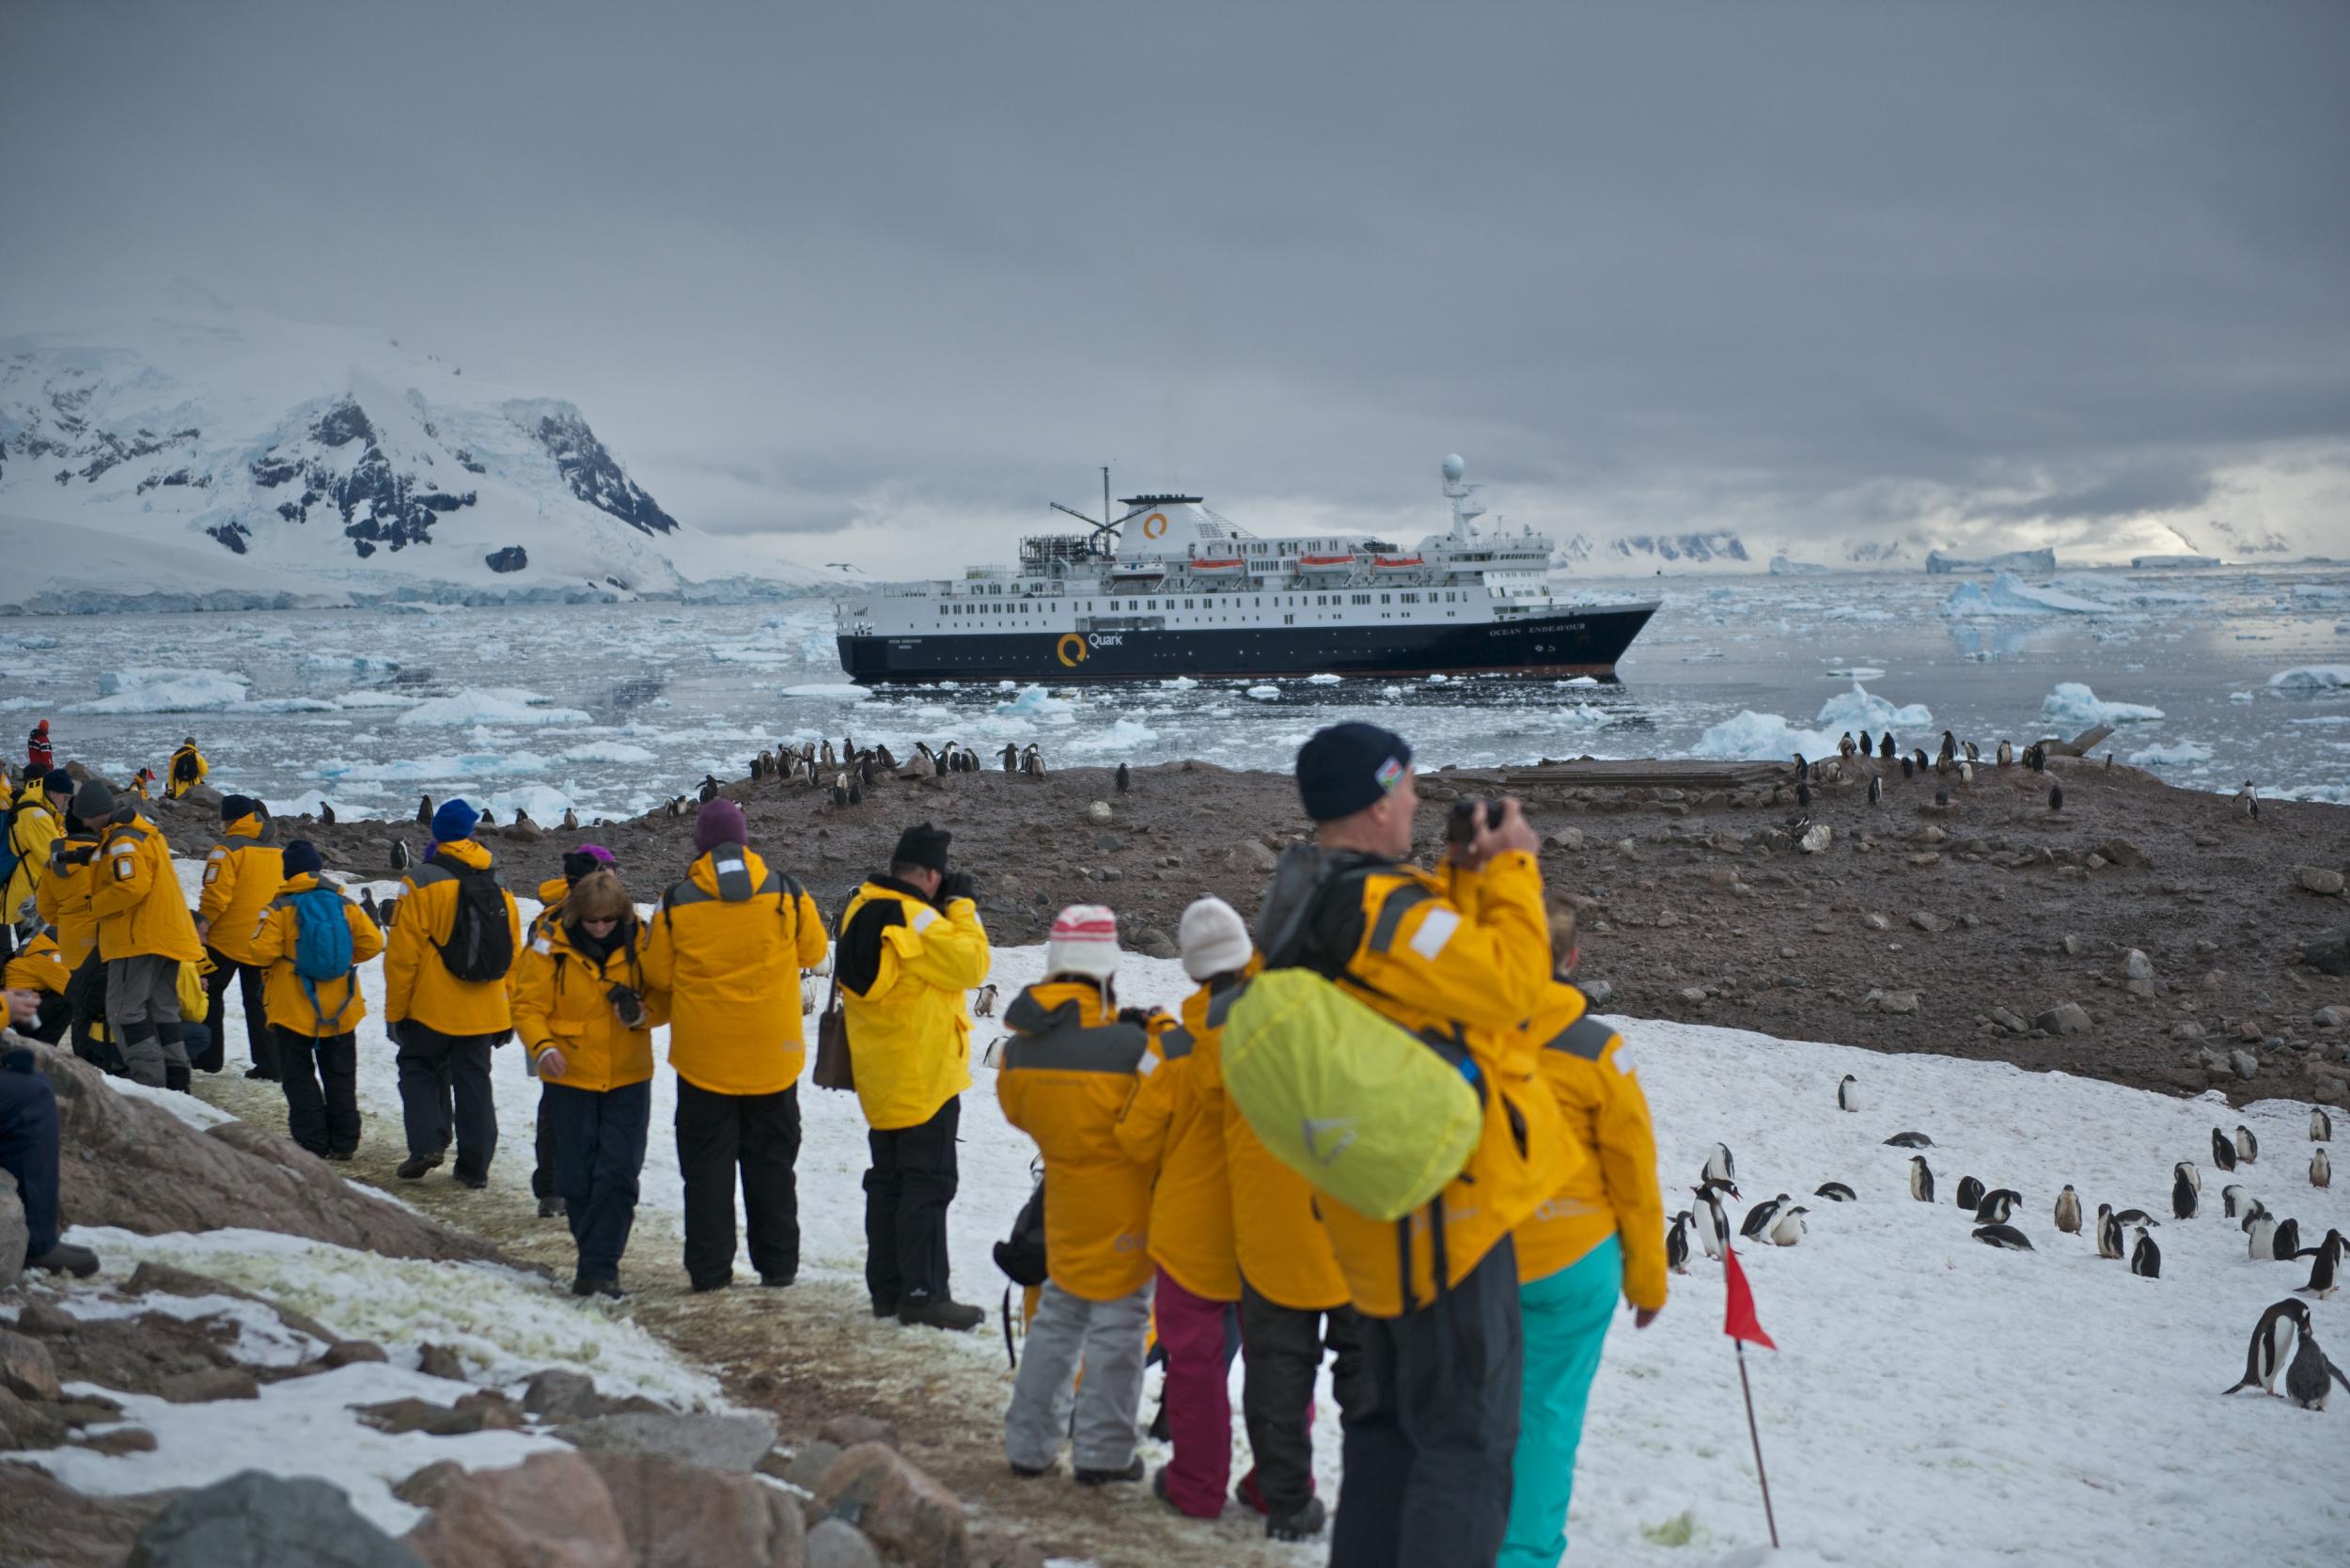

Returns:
222,794,258,822
281,840,323,878
891,821,951,873
1295,723,1414,822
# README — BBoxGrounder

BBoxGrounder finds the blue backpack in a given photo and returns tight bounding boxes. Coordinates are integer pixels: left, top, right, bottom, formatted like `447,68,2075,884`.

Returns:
290,886,357,1028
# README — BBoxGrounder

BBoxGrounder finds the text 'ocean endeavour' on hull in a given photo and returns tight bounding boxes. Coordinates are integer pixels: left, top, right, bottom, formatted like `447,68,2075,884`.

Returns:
834,457,1658,684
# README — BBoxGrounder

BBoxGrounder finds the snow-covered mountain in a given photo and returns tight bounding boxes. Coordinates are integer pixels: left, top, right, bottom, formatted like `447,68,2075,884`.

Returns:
1556,529,1754,572
0,294,835,612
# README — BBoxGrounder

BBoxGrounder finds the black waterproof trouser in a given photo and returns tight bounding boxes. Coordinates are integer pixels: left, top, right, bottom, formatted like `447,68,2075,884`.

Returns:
200,949,274,1075
274,1027,359,1157
675,1079,801,1289
863,1094,959,1309
1330,1234,1525,1568
0,1064,62,1256
1239,1278,1368,1518
546,1078,651,1282
394,1023,498,1179
531,1083,556,1201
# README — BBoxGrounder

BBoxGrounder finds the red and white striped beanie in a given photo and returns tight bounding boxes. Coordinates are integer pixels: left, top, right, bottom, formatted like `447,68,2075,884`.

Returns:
1045,904,1121,980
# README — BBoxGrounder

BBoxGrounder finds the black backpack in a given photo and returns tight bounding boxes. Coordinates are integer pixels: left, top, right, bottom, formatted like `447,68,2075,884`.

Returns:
428,854,514,983
994,1176,1047,1289
172,749,201,783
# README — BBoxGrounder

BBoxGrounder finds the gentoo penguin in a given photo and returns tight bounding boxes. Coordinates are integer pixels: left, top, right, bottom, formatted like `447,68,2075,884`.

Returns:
1975,1189,2021,1226
1857,729,1873,757
1667,1212,1693,1274
2242,1197,2270,1231
1885,1131,1934,1149
2053,1185,2082,1234
1814,1182,1857,1202
512,809,536,831
1867,775,1882,807
2248,1215,2280,1262
821,740,838,769
1963,740,1980,763
1954,1175,1986,1211
2311,1107,2332,1142
2294,1229,2344,1299
1908,1155,1935,1203
1740,1194,1791,1241
1956,761,1973,786
2223,1299,2309,1396
1795,780,1812,808
1000,743,1019,773
1791,752,1809,781
2047,783,2063,812
391,839,412,871
697,775,722,805
846,776,863,807
561,808,578,831
2114,1208,2160,1228
359,888,382,926
972,982,998,1019
1879,732,1896,760
1692,1182,1734,1260
1838,731,1856,760
2176,1159,2201,1195
2222,1184,2248,1219
1912,747,1930,776
1973,1224,2033,1251
1901,755,1915,780
2281,1325,2350,1410
2023,743,2044,772
1836,1074,1859,1112
2234,1124,2259,1164
2236,781,2259,819
2096,1205,2124,1259
2273,1217,2304,1260
1996,740,2013,767
320,801,337,825
2129,1227,2162,1278
2314,1149,2332,1189
1703,1143,1737,1186
415,793,434,825
831,775,850,809
1116,761,1131,794
2212,1127,2238,1172
2172,1168,2199,1220
1768,1207,1808,1247
478,808,495,825
1938,729,1956,764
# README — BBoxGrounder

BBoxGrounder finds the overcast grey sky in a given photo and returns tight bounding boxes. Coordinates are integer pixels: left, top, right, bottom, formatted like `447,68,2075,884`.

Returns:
4,0,2345,568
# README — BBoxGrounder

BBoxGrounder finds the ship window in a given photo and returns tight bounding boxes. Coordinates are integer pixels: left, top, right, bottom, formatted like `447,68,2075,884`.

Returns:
1380,594,1391,604
1148,600,1158,610
1316,595,1327,605
1284,614,1294,625
1184,599,1195,609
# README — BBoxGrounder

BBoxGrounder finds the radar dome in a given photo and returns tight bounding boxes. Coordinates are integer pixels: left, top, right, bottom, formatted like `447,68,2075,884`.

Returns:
1441,454,1465,483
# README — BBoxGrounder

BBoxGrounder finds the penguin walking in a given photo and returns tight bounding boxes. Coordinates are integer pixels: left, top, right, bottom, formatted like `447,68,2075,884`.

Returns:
1909,1155,1935,1203
1115,761,1131,794
1885,1131,1934,1149
2223,1299,2309,1396
1973,1224,2034,1251
2096,1205,2124,1259
1692,1183,1734,1261
1814,1182,1857,1202
1836,1074,1859,1112
1740,1194,1791,1241
2314,1149,2332,1189
2212,1127,2238,1172
391,839,412,871
1954,1175,1986,1212
2222,1184,2248,1219
2234,781,2261,819
415,793,434,826
1769,1207,1809,1247
2054,1185,2082,1234
2294,1230,2344,1299
1702,1143,1737,1187
2281,1324,2350,1410
2129,1227,2162,1278
2172,1168,2199,1220
2234,1124,2259,1165
2314,1107,2333,1142
1974,1189,2020,1226
972,982,998,1019
1667,1212,1693,1274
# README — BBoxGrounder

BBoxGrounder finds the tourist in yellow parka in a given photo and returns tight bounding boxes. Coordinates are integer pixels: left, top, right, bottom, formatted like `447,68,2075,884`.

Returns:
246,841,384,1161
81,778,203,1090
3,769,67,928
3,926,70,1043
196,795,283,1079
640,799,825,1292
164,738,206,800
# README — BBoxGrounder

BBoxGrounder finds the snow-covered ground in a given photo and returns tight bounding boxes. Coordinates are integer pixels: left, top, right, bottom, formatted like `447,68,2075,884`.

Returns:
41,857,2330,1565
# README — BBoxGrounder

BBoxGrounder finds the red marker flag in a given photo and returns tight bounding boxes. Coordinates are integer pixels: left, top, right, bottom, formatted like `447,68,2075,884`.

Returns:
1721,1243,1777,1351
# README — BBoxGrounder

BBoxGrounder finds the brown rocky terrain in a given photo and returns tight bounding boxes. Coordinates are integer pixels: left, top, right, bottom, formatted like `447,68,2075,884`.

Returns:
145,750,2350,1107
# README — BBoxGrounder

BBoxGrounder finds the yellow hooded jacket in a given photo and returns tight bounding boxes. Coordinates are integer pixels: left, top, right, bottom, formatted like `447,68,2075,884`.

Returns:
997,980,1156,1302
836,877,990,1131
515,912,667,1093
246,873,385,1037
1115,980,1241,1303
1252,845,1578,1319
4,930,69,996
640,844,823,1096
165,744,207,799
1512,981,1668,1310
37,832,101,970
91,811,204,964
384,838,520,1037
197,812,283,964
3,786,61,921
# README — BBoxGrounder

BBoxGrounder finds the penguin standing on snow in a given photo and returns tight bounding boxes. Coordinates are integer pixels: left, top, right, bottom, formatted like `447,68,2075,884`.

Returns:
1837,1074,1859,1112
1973,1224,2034,1251
1667,1212,1693,1274
2248,1215,2280,1261
2129,1227,2162,1278
1975,1189,2021,1225
1692,1183,1734,1261
1954,1175,1986,1211
1740,1194,1791,1241
2176,1160,2201,1195
1814,1182,1857,1202
359,889,382,927
2314,1107,2333,1142
2222,1184,2248,1219
2315,1149,2332,1189
2282,1325,2350,1411
2273,1217,2304,1260
2173,1168,2199,1220
2212,1127,2238,1172
2097,1205,2125,1259
2295,1230,2344,1299
1909,1155,1935,1203
1769,1207,1809,1247
972,983,998,1019
1703,1143,1737,1187
2223,1299,2309,1396
2234,1124,2260,1164
2054,1185,2082,1234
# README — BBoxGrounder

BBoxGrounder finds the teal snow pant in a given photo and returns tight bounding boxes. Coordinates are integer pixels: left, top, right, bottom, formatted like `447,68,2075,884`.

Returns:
1500,1233,1622,1568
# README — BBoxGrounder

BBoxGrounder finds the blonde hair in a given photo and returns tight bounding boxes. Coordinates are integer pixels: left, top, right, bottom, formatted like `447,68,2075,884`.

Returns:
1546,897,1579,971
562,868,634,931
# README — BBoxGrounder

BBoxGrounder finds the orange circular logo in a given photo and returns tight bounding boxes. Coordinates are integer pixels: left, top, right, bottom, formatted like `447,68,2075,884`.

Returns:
1056,634,1089,667
1142,511,1168,540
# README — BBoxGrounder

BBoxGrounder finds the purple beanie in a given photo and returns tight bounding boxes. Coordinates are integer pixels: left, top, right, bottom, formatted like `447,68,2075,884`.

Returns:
693,799,746,855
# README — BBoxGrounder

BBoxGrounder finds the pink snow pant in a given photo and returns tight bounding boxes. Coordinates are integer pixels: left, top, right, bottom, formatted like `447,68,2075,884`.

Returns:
1156,1265,1239,1518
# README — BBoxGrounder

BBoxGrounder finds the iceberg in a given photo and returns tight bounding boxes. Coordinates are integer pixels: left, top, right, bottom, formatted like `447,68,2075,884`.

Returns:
1942,573,2108,617
2126,740,2214,768
1926,548,2059,575
300,653,402,676
70,667,251,714
1246,685,1282,701
1767,555,1830,576
2039,682,2164,728
2267,666,2350,691
1692,682,1934,760
393,688,592,728
995,684,1075,720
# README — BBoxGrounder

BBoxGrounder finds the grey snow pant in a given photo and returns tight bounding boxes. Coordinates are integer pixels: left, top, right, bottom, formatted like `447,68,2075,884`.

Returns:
106,953,189,1088
1004,1278,1154,1474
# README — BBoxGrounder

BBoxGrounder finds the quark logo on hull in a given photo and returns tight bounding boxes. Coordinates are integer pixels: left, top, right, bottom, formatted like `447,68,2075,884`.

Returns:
1055,632,1125,666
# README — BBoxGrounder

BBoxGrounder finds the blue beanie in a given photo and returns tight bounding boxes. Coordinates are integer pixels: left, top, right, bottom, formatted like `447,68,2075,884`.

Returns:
1295,723,1414,822
431,798,480,842
281,839,323,878
42,768,73,797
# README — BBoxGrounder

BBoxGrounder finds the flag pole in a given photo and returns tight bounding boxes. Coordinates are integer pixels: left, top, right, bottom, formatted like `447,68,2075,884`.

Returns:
1734,1340,1779,1549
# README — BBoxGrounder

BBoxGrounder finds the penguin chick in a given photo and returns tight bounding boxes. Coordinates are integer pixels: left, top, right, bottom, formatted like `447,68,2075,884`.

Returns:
1814,1182,1857,1202
1836,1074,1859,1112
1973,1224,2034,1251
2314,1149,2332,1189
1769,1207,1809,1247
2053,1185,2082,1234
2129,1227,2162,1278
1908,1155,1935,1203
2234,1124,2259,1164
1667,1212,1693,1274
2280,1325,2350,1410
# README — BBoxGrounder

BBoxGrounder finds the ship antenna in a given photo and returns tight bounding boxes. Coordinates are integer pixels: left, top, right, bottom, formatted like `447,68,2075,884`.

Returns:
1048,464,1122,557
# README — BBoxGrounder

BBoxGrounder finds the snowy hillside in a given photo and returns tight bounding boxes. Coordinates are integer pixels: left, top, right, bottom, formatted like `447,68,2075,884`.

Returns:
0,293,838,611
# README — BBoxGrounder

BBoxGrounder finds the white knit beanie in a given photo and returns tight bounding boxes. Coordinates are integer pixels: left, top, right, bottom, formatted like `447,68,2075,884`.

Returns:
1045,904,1121,981
1178,896,1253,981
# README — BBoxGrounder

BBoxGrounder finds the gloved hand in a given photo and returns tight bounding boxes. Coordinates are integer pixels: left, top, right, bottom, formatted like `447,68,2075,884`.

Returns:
1117,1006,1156,1027
936,870,978,905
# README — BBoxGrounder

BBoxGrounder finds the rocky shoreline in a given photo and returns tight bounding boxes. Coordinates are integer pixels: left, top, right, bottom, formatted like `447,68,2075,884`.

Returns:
137,750,2350,1107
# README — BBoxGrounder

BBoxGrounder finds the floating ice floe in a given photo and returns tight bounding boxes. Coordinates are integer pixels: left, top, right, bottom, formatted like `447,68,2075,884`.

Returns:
70,667,252,713
1560,675,1600,687
299,652,401,675
1066,718,1161,753
1306,672,1341,685
2289,584,2348,602
995,684,1075,720
2126,740,2214,768
777,682,872,701
1941,572,2109,617
393,688,592,727
1692,682,1932,761
1824,666,1886,681
2039,682,2165,728
2266,665,2350,691
1246,685,1282,701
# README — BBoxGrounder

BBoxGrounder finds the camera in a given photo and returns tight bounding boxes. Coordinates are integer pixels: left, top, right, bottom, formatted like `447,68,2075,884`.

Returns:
606,982,644,1022
1446,796,1498,846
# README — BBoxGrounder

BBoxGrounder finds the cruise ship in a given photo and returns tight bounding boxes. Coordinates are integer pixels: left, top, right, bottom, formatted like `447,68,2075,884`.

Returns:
833,457,1658,684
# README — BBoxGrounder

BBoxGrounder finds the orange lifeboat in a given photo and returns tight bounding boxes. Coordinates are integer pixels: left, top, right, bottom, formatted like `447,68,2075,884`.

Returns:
1370,555,1425,572
1296,553,1355,572
1188,557,1246,574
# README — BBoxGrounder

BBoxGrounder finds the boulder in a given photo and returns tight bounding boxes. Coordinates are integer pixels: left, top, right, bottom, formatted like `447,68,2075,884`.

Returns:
1544,827,1587,852
583,1449,807,1568
2037,1004,2092,1036
2305,928,2350,977
2294,866,2346,897
355,1392,523,1436
1226,839,1279,874
523,1369,603,1422
967,1526,1049,1568
806,1520,883,1568
0,1168,24,1284
782,1439,845,1491
0,1463,176,1567
322,1341,391,1369
155,1367,260,1403
1989,1006,2029,1034
417,1343,466,1381
1908,912,1949,934
0,1325,63,1402
556,1410,780,1473
26,1042,493,1262
2123,949,2154,981
2232,1049,2260,1081
812,1443,967,1568
130,1470,423,1568
2098,836,2152,869
1872,990,1921,1015
2313,1006,2349,1030
1797,825,1832,855
403,1452,630,1568
817,1414,899,1451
